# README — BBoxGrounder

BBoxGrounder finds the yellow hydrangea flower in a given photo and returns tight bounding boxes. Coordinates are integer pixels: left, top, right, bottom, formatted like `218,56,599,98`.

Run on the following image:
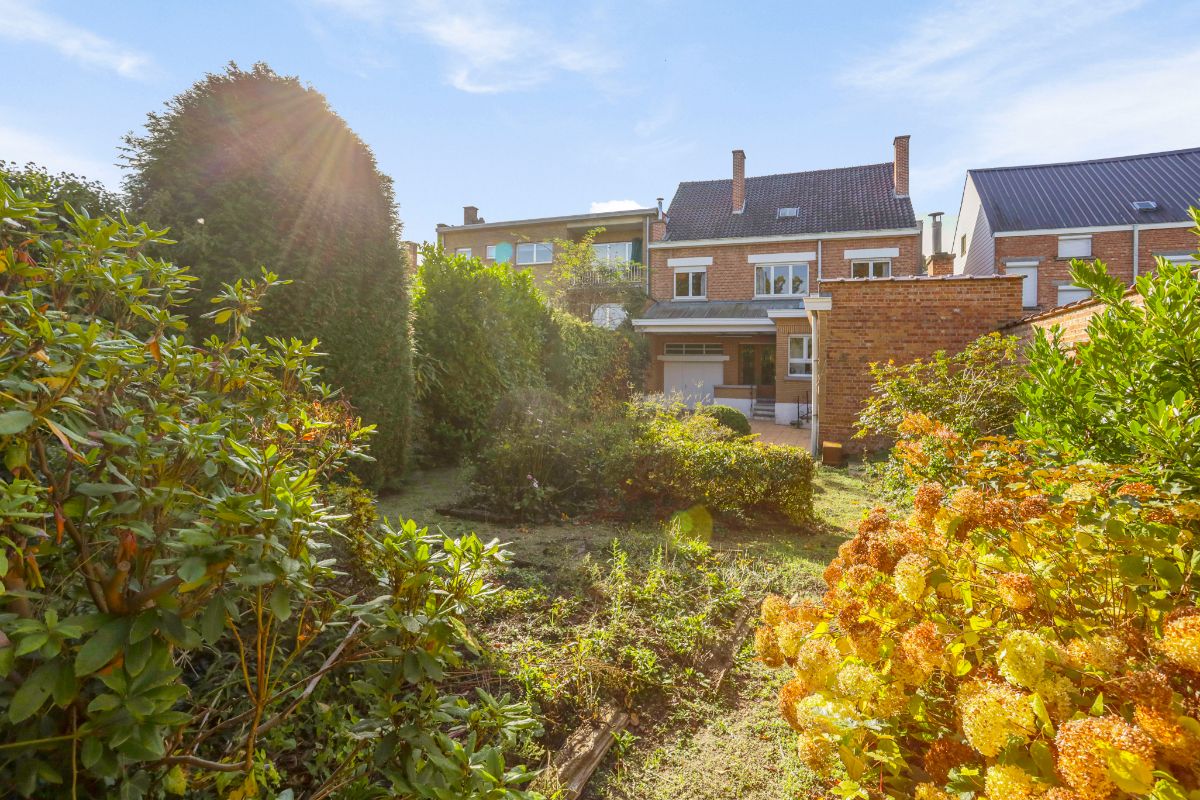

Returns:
957,681,1035,757
997,630,1048,689
984,764,1045,800
1158,614,1200,672
1055,716,1154,800
893,552,930,604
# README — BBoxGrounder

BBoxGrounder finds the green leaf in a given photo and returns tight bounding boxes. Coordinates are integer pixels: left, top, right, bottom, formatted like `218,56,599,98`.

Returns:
177,557,206,584
9,660,58,722
75,483,133,497
1102,745,1154,794
0,410,34,435
269,583,291,622
200,597,226,644
75,617,131,677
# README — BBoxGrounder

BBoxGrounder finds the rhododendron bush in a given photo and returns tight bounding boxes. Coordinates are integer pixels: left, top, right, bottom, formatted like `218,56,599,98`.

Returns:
757,432,1200,799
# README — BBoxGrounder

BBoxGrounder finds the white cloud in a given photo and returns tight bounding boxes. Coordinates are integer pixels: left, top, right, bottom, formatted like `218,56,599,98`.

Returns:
311,0,617,93
843,0,1145,99
589,199,643,213
913,48,1200,194
0,122,120,186
0,1,153,80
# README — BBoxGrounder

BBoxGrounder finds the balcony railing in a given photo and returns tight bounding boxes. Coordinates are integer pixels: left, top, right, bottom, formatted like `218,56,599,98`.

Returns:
568,262,646,288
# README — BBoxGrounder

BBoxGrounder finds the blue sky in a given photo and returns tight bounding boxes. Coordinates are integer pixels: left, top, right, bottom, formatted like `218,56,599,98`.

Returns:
4,0,1200,244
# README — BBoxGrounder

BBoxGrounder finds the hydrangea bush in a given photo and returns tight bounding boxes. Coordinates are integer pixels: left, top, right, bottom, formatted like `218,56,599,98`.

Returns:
757,427,1200,799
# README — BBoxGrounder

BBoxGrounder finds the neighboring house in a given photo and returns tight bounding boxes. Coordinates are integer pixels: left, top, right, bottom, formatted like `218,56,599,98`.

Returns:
434,205,657,290
633,138,924,428
952,147,1200,311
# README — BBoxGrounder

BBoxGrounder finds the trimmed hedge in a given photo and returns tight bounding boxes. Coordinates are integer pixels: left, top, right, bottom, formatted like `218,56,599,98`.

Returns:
700,404,753,436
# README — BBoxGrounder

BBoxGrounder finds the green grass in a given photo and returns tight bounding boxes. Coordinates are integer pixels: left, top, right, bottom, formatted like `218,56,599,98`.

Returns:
377,464,876,800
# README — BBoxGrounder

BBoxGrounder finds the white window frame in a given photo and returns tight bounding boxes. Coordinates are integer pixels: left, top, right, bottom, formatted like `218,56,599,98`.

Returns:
664,343,724,356
1057,235,1092,259
485,244,497,261
1057,284,1092,306
455,247,472,258
850,259,892,279
592,241,633,264
516,242,553,265
673,265,707,300
1006,262,1039,308
787,334,813,378
754,262,810,297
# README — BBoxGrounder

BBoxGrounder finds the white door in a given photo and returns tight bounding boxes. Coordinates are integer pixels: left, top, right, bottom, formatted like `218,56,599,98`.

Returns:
663,361,725,406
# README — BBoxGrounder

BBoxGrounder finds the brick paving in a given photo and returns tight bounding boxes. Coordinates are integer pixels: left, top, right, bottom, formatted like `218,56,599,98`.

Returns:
748,420,812,450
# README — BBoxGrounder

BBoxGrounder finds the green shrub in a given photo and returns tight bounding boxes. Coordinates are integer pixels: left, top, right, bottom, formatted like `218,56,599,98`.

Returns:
546,309,643,410
0,185,537,799
411,249,554,463
1018,246,1200,492
122,63,412,487
467,389,635,520
631,403,814,525
699,404,752,436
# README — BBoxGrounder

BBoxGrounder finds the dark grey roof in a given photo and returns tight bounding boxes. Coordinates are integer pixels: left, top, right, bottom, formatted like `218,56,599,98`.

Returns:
639,299,802,320
971,147,1200,233
664,162,916,241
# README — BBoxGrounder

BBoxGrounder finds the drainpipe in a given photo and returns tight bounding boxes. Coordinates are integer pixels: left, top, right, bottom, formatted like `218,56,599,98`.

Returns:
1132,223,1140,280
809,311,821,455
816,240,823,284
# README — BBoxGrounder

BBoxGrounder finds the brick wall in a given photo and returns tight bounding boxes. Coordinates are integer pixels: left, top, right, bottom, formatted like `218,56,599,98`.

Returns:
818,275,1025,451
648,233,922,301
1002,285,1151,349
645,333,775,391
994,225,1194,309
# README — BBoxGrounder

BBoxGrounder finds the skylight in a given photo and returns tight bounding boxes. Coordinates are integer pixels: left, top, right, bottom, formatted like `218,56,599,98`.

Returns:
1131,200,1158,211
777,207,800,218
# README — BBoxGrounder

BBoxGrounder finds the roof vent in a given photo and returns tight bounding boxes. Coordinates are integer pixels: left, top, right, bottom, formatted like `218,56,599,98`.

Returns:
1132,200,1158,211
777,207,800,218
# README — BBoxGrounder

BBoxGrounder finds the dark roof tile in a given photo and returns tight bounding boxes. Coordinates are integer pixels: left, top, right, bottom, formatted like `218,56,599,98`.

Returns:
971,147,1200,233
664,162,917,241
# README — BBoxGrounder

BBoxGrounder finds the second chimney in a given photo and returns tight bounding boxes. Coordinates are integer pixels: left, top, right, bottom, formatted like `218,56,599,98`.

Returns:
929,211,944,254
464,205,480,225
893,136,910,198
732,149,746,213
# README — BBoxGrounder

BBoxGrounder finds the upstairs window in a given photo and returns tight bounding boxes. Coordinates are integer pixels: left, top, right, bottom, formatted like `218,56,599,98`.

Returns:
851,259,891,279
755,263,809,296
1058,235,1092,259
788,334,813,377
455,247,472,258
516,242,553,265
592,241,633,264
674,266,707,299
485,244,497,260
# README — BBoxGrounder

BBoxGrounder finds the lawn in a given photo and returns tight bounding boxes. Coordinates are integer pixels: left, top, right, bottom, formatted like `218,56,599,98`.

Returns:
377,464,877,800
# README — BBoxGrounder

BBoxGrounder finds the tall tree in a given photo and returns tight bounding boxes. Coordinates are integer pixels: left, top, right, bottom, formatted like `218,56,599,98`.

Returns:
123,63,412,484
0,160,123,217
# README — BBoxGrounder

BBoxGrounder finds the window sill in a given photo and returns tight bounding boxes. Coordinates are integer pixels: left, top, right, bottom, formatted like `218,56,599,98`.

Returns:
786,375,813,381
672,296,708,301
753,293,807,300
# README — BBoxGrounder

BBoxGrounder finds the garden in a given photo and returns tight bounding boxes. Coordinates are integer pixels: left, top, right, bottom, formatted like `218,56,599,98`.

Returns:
1,61,1198,800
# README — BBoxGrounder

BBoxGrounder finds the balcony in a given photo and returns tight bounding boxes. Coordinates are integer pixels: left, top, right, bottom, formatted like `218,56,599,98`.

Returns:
567,261,646,288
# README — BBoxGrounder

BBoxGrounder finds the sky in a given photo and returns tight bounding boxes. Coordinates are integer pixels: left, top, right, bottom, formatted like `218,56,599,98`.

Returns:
4,0,1200,246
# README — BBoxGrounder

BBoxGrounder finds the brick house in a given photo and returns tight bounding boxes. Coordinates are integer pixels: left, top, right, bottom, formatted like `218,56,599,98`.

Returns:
632,138,1025,452
951,147,1200,311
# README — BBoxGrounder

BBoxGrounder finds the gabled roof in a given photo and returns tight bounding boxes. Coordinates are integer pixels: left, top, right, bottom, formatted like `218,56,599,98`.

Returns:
970,147,1200,233
663,162,917,241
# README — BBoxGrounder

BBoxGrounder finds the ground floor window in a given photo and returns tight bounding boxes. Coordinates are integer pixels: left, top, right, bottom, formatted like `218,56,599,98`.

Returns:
851,259,891,279
1057,284,1092,305
1006,263,1039,308
788,334,813,377
664,342,723,356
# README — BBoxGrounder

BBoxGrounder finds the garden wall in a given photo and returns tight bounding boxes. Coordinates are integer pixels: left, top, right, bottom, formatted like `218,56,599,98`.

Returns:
819,274,1025,451
1002,286,1147,348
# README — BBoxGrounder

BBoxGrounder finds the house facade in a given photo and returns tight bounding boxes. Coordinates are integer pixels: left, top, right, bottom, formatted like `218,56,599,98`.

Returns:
435,205,657,289
951,148,1200,311
633,138,923,429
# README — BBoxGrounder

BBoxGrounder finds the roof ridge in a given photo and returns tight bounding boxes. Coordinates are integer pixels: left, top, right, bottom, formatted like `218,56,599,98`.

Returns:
677,161,892,187
969,146,1200,175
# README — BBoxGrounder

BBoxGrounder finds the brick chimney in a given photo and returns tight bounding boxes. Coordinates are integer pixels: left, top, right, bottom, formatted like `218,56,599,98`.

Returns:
731,149,746,213
926,252,954,276
463,205,480,225
893,135,910,198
